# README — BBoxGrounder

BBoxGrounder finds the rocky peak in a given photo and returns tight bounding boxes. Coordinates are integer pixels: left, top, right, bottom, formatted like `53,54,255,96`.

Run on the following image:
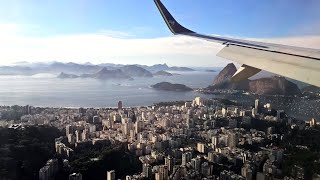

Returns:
213,63,237,85
120,65,153,77
99,67,109,73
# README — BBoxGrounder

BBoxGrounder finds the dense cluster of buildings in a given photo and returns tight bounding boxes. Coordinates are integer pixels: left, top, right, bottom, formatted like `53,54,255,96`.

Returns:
0,97,318,180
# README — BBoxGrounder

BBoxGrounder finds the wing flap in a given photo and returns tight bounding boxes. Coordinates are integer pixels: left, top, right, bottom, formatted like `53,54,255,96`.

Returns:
217,45,320,87
231,64,261,82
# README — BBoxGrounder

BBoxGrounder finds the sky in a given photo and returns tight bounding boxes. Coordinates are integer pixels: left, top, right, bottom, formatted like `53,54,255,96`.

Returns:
0,0,319,67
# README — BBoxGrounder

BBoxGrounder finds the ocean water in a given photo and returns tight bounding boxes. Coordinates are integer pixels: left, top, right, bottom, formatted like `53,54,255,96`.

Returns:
0,71,217,107
0,71,318,120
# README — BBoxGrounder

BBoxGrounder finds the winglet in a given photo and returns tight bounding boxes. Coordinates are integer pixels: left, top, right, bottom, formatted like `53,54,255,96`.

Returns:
154,0,194,34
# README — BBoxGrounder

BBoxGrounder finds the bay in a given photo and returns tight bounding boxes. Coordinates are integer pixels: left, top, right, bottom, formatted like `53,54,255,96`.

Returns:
0,71,318,120
0,71,216,107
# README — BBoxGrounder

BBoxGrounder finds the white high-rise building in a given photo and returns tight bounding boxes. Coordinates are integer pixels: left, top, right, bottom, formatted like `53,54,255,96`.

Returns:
66,125,74,136
222,108,227,117
197,143,206,153
255,99,260,109
252,108,258,118
75,130,82,143
240,110,246,117
212,136,219,146
107,170,115,180
141,111,146,120
234,108,239,116
310,118,317,128
264,103,272,111
123,121,133,135
194,97,204,106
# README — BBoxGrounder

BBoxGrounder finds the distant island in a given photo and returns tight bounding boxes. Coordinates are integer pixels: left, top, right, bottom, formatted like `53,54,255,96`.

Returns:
168,66,194,71
57,72,78,79
153,70,173,76
205,70,216,72
151,82,193,92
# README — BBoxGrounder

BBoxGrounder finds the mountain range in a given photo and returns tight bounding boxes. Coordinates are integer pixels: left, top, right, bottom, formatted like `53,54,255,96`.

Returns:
58,66,151,80
0,62,195,76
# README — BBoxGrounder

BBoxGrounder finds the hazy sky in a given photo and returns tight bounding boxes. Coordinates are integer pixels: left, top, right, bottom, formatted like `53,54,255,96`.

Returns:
0,0,319,67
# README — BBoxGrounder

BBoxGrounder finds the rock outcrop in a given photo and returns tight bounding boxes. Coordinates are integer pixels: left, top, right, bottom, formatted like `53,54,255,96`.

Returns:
212,63,237,85
249,76,301,95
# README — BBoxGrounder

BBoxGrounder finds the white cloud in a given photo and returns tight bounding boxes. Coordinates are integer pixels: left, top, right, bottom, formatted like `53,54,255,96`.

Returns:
0,23,319,67
0,25,224,67
0,23,20,36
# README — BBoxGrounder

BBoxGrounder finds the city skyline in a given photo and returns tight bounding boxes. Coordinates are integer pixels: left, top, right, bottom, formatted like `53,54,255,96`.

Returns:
1,97,319,179
0,0,320,66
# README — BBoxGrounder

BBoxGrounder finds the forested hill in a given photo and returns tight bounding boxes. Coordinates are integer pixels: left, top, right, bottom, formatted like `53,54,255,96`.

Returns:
0,126,62,179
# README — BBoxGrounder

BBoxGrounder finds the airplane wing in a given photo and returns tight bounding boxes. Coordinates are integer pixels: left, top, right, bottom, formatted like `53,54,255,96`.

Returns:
154,0,320,87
